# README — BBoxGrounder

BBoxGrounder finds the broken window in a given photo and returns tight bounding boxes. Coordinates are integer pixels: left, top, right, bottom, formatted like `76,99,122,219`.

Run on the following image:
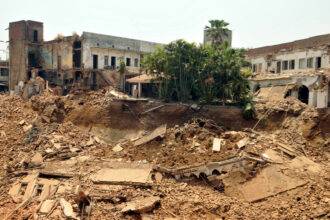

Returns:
104,56,109,67
299,58,306,69
316,57,322,69
307,58,314,68
33,30,38,42
289,60,295,70
126,58,131,67
111,56,116,69
134,58,139,67
276,61,281,73
282,61,288,70
93,55,98,69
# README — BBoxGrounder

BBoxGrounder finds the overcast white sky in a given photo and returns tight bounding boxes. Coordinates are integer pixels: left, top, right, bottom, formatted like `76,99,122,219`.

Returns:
1,0,330,59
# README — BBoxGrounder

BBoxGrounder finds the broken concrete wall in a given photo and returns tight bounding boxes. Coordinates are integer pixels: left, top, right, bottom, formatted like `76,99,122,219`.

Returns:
249,74,330,108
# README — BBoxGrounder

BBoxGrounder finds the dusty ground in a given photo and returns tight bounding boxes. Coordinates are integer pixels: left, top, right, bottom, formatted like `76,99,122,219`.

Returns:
0,88,329,219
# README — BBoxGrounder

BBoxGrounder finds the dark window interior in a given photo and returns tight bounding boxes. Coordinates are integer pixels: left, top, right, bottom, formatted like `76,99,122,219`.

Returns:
316,57,322,68
73,41,82,68
289,60,295,70
33,30,38,42
126,58,131,66
298,86,309,104
282,60,288,70
93,55,98,69
111,56,116,68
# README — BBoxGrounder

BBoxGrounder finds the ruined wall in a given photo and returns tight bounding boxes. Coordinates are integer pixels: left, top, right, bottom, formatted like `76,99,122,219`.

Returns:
250,75,329,108
9,20,43,90
42,39,73,70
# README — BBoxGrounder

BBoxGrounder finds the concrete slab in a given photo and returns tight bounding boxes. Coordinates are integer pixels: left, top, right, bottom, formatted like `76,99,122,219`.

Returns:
90,167,152,186
262,149,286,163
239,165,307,202
121,196,160,213
288,156,322,174
134,125,166,147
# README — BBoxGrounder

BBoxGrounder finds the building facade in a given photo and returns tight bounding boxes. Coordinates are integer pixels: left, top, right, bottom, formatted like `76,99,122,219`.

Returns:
246,34,330,109
9,20,161,94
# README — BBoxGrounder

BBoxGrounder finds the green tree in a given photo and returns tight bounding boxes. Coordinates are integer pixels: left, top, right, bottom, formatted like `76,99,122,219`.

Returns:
205,20,230,46
142,21,253,114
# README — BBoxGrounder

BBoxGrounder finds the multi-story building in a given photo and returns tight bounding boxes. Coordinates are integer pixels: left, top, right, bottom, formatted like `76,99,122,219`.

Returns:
246,34,330,108
8,20,161,94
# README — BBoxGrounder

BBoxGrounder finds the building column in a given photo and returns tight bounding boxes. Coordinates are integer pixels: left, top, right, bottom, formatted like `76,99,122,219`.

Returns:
308,90,317,107
316,89,327,109
138,83,142,98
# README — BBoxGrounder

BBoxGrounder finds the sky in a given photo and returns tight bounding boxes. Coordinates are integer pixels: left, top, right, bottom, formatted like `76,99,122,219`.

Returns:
1,0,330,59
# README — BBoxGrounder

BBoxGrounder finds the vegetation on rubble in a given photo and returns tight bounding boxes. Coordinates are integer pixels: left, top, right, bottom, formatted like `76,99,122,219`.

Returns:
142,20,253,112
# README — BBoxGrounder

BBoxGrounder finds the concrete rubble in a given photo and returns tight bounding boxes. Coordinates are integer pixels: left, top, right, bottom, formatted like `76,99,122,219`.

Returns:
0,87,328,219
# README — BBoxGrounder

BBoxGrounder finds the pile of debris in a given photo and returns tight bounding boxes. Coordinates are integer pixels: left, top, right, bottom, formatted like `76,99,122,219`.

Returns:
0,88,328,219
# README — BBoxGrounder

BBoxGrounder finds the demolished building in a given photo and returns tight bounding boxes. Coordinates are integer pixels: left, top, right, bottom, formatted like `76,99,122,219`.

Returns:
246,34,330,108
8,20,161,95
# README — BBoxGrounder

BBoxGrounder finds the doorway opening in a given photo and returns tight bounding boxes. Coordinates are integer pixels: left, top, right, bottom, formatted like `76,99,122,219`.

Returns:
93,55,98,69
298,85,309,104
316,57,322,69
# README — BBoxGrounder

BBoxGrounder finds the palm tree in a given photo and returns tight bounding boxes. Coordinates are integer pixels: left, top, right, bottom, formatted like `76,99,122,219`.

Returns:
205,20,230,46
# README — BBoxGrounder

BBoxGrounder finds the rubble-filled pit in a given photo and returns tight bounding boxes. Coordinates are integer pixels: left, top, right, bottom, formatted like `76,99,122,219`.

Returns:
0,88,329,219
